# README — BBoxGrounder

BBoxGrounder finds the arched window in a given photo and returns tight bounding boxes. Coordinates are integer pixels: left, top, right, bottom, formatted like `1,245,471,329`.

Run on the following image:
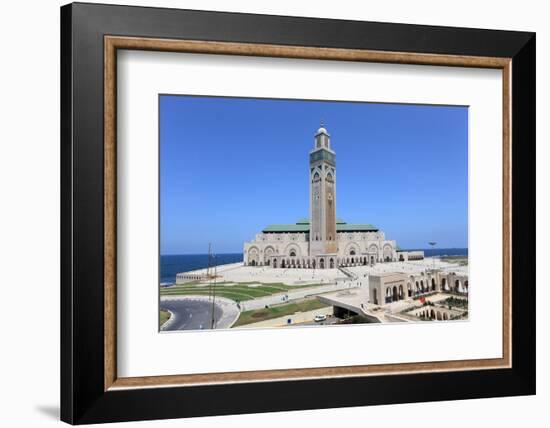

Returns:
313,172,320,181
289,250,296,257
349,249,356,256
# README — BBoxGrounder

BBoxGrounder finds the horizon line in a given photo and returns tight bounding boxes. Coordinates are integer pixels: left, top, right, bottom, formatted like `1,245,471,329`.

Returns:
161,247,469,257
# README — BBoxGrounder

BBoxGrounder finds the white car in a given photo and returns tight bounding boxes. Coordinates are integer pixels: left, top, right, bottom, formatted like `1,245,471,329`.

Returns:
314,314,327,322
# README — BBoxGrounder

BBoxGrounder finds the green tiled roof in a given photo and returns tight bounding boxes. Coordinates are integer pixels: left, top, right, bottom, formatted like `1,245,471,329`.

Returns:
262,219,378,233
336,223,378,232
263,224,310,232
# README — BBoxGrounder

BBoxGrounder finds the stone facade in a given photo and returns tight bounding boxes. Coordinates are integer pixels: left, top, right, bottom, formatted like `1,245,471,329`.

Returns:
369,271,469,306
243,125,423,268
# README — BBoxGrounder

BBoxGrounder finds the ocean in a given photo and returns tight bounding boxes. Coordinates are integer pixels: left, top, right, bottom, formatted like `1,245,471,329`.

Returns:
160,253,243,284
160,248,467,285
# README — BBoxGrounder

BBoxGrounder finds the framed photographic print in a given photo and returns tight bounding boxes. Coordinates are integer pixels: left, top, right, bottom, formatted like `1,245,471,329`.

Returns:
60,2,536,424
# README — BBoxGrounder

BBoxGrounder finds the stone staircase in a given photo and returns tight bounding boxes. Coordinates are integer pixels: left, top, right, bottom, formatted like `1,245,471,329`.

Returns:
338,266,357,280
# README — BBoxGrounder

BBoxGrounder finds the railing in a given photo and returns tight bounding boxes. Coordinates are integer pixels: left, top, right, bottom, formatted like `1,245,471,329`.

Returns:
338,266,357,280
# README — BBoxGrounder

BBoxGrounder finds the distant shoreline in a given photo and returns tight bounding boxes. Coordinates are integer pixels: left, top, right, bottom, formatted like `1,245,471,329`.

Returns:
160,248,468,257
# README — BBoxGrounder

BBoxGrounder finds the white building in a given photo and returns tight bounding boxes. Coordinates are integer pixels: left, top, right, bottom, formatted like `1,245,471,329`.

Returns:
244,125,423,269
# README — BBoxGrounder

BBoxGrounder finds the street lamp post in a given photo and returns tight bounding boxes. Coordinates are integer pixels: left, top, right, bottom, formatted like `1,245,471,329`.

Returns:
428,241,437,270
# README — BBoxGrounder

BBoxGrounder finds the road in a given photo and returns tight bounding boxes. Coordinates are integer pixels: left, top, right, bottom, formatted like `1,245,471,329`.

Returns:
161,299,223,331
294,315,342,327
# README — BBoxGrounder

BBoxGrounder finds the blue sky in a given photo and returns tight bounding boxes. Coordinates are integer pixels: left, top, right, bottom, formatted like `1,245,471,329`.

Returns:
160,95,468,255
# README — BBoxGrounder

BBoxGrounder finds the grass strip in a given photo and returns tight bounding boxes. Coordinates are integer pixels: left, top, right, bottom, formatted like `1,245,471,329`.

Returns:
233,299,329,327
159,309,171,327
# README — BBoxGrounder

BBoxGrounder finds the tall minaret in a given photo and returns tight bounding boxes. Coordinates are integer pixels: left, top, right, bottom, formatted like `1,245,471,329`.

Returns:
309,123,337,256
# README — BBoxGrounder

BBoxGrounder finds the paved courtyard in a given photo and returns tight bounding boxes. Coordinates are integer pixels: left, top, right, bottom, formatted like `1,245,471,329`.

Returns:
179,263,349,285
346,258,468,278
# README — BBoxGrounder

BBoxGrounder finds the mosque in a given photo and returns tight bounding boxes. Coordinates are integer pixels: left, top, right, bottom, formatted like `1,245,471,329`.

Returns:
243,125,424,269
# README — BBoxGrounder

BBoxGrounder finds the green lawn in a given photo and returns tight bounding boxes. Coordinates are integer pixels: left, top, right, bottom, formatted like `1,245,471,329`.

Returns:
159,309,171,327
441,296,469,309
233,299,329,327
160,281,324,302
440,256,468,266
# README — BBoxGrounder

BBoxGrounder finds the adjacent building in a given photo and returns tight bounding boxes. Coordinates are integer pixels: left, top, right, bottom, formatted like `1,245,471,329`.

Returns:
368,271,469,305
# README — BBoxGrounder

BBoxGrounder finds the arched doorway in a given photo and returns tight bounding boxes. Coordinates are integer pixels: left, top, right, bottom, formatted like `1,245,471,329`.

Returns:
370,256,374,265
281,260,285,268
399,285,404,300
407,283,412,297
248,247,259,266
431,278,436,291
273,259,277,268
329,258,334,269
454,279,460,293
399,254,404,261
392,286,398,301
383,245,392,262
320,259,325,269
441,278,447,290
386,288,392,304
